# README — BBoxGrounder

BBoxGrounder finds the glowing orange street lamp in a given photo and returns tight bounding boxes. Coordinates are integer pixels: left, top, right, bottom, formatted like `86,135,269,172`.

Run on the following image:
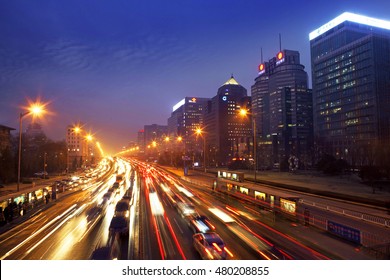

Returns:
85,134,93,142
74,126,81,134
17,101,47,192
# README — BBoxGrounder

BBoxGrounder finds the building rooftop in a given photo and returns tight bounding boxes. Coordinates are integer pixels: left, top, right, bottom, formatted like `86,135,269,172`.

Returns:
0,124,16,131
222,75,240,86
309,12,390,41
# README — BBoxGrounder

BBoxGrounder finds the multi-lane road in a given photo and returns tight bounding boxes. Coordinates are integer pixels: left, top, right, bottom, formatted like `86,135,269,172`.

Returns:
0,157,388,260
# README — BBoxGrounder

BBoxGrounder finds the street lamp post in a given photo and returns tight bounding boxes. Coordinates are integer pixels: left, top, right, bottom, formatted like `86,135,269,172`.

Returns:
43,152,47,179
239,109,257,182
17,102,46,192
253,117,257,182
196,128,206,173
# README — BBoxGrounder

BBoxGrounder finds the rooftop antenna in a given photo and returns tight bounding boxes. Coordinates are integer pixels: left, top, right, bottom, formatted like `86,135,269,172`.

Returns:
279,33,282,51
261,47,263,62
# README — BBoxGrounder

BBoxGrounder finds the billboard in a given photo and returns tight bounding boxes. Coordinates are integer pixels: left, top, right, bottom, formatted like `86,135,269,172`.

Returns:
327,220,361,244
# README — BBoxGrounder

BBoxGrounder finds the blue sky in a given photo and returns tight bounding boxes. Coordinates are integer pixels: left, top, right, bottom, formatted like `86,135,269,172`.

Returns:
1,0,390,154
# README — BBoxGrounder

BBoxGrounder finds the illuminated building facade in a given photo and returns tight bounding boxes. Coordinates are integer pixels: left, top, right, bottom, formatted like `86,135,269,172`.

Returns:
204,76,252,167
251,50,313,169
168,97,210,159
310,12,390,165
66,124,88,171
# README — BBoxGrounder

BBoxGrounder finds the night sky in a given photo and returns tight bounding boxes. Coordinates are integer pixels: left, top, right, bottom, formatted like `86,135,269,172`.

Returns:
1,0,389,154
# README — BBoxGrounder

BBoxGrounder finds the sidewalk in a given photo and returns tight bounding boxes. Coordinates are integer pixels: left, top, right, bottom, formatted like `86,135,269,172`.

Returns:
0,178,57,200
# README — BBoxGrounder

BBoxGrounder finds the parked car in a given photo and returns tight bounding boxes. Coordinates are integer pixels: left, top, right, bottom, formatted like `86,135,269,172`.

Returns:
34,171,48,178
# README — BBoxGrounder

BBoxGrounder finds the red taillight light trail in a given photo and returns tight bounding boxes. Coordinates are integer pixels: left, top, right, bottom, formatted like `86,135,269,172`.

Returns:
226,205,240,216
163,213,187,260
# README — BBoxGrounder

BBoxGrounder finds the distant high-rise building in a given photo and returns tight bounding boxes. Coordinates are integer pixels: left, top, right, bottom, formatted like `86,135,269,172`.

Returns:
143,124,168,159
26,122,44,138
143,124,168,145
0,124,15,151
66,124,90,171
137,129,145,154
252,49,313,169
168,97,210,157
310,12,390,164
204,75,252,167
25,122,47,148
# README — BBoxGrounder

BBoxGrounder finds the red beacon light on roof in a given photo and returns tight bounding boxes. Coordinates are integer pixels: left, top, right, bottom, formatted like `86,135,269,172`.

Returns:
258,63,265,71
258,63,266,74
277,51,284,60
276,51,285,66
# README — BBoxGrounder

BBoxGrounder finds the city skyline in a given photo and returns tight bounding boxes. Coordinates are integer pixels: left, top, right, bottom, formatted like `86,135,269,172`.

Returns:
1,1,390,154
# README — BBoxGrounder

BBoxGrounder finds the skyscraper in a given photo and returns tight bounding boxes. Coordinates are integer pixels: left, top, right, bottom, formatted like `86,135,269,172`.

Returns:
252,50,313,169
168,97,210,163
204,75,252,167
310,12,390,165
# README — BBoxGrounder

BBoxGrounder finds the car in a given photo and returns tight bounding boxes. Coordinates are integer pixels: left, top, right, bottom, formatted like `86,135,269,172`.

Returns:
121,195,132,204
34,171,48,178
193,232,230,260
114,200,129,218
90,246,112,260
189,215,216,233
86,205,103,222
91,234,121,260
177,202,198,218
109,216,129,236
103,192,113,204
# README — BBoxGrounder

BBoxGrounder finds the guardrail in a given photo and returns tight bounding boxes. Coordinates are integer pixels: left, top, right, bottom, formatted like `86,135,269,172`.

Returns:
301,199,390,227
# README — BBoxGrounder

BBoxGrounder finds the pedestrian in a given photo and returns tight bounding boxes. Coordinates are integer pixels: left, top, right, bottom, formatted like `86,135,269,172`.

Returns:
304,208,310,226
0,207,5,226
18,201,23,216
9,202,14,222
3,205,9,223
45,193,50,204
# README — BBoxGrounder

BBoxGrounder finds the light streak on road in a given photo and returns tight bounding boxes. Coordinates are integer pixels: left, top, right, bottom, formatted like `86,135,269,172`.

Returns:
209,207,235,223
0,204,77,260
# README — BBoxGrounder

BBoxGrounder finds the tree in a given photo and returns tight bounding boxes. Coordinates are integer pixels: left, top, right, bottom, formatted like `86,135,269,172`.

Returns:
359,166,382,193
316,154,350,175
0,146,15,183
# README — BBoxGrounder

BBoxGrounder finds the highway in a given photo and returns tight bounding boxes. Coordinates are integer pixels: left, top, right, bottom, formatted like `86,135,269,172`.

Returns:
0,157,387,260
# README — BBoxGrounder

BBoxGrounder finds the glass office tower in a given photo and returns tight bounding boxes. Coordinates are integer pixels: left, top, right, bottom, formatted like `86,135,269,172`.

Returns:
310,12,390,165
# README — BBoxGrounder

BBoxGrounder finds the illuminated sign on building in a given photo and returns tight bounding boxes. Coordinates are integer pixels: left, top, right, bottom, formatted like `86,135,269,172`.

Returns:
222,96,227,101
172,98,185,112
280,198,296,215
188,97,197,103
309,12,390,40
258,63,265,75
276,51,285,66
